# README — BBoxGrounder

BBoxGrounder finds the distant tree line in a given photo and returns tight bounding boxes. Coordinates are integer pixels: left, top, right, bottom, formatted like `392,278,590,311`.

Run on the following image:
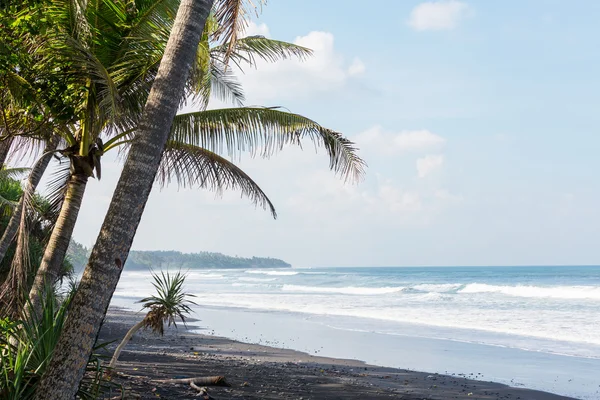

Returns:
67,240,291,272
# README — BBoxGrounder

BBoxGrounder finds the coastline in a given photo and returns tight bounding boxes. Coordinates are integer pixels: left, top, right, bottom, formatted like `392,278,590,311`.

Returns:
99,307,576,400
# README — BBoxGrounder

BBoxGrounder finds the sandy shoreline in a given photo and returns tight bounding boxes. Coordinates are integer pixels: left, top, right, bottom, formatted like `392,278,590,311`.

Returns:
98,307,577,400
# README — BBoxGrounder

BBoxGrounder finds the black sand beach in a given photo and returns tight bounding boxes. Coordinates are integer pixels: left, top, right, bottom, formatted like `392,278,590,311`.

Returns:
97,308,577,400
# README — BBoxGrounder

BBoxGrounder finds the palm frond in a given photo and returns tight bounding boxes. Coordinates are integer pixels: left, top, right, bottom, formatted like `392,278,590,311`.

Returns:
0,177,35,316
170,107,366,182
138,270,196,334
212,0,266,64
209,61,245,106
158,141,276,217
109,0,180,92
211,36,312,68
8,136,53,166
45,0,91,42
48,35,121,127
0,167,30,181
4,71,36,105
126,0,180,41
44,156,72,224
0,168,29,214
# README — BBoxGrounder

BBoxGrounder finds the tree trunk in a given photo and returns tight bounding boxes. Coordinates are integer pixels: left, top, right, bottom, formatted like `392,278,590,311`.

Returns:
33,1,214,398
108,319,145,370
0,136,14,169
0,138,58,264
0,190,30,317
26,172,88,319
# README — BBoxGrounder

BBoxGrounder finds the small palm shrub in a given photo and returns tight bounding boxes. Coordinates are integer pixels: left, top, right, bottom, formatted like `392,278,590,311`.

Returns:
108,270,196,370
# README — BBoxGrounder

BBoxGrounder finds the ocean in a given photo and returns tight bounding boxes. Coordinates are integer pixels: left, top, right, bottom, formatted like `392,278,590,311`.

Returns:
111,266,600,399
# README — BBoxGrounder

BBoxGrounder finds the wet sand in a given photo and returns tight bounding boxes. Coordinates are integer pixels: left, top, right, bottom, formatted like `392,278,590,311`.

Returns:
98,307,577,400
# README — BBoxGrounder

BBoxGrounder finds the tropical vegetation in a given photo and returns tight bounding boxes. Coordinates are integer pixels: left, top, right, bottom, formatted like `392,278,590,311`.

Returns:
67,241,291,272
0,0,366,398
108,270,195,370
0,287,117,399
0,170,72,316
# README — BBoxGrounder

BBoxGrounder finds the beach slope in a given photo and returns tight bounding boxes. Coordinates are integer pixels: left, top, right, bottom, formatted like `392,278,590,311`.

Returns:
99,308,576,400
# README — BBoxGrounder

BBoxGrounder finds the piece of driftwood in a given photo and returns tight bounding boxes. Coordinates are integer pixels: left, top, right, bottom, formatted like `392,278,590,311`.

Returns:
155,376,230,387
189,382,215,399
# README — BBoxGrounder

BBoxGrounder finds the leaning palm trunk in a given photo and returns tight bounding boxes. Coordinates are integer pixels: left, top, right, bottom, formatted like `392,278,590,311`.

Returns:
108,320,145,370
0,191,30,317
0,138,58,263
33,0,214,398
0,136,14,169
0,138,58,316
26,172,88,319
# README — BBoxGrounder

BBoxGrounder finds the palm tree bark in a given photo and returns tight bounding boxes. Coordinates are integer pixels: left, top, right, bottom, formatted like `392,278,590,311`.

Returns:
108,319,146,370
0,138,58,264
33,0,214,398
26,172,88,318
0,136,14,169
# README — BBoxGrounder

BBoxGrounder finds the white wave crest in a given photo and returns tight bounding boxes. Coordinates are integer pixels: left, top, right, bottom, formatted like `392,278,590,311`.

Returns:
415,292,448,301
412,283,462,293
459,283,600,300
245,270,298,276
188,273,224,279
232,283,260,287
282,285,405,295
238,277,277,282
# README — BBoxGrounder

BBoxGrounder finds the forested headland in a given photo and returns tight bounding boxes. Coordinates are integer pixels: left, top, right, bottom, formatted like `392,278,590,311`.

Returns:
67,240,290,272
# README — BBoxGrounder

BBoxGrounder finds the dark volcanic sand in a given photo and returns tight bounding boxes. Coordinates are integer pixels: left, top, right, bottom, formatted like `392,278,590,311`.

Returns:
96,308,576,400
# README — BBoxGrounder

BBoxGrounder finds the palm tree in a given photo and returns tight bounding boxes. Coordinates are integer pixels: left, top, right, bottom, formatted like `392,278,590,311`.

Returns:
33,0,216,397
108,270,195,370
0,167,73,316
0,138,58,269
0,0,363,323
0,0,301,314
35,0,365,397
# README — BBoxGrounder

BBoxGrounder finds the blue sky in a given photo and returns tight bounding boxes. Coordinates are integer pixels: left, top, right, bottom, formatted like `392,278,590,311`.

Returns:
67,0,600,267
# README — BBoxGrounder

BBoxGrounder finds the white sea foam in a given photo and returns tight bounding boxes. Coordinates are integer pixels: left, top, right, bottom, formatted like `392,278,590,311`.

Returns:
232,283,259,287
412,283,462,293
187,272,224,279
238,277,277,282
459,283,600,300
415,292,448,301
282,285,405,295
113,266,600,361
245,270,298,276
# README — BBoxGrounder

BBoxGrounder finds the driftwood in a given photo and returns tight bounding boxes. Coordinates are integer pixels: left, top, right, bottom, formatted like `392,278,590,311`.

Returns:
108,375,227,399
189,382,215,400
154,375,230,387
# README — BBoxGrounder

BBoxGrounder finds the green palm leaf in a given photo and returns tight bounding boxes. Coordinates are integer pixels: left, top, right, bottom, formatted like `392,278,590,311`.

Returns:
212,0,266,64
170,107,366,182
158,141,276,217
139,270,196,334
0,167,30,181
208,60,245,105
211,36,312,67
0,168,30,213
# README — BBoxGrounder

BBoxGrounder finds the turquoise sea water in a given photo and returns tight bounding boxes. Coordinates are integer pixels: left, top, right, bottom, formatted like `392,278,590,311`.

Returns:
113,265,600,398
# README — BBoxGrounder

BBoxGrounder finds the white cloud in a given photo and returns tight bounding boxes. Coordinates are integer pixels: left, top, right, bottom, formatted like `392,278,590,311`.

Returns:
434,189,462,202
231,28,365,102
377,184,422,213
355,126,446,155
417,155,444,177
348,58,366,76
243,21,270,37
408,0,470,31
286,171,423,218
